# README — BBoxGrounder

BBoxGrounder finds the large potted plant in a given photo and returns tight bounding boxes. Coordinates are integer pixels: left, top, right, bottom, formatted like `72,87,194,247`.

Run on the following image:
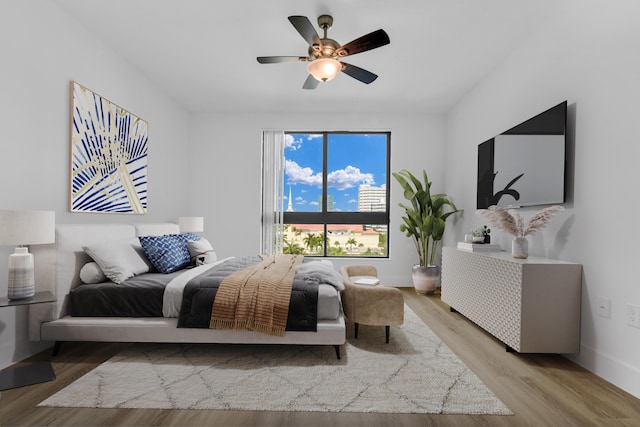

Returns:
393,169,462,294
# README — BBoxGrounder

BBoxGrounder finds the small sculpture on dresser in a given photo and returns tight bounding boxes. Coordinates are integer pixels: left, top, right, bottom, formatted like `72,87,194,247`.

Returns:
477,205,564,259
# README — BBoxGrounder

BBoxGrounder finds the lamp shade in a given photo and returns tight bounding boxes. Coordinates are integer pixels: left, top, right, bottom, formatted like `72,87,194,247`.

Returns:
307,58,342,82
178,217,204,233
0,210,55,245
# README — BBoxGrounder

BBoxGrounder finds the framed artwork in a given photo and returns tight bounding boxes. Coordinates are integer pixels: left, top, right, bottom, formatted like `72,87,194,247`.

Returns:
69,81,148,214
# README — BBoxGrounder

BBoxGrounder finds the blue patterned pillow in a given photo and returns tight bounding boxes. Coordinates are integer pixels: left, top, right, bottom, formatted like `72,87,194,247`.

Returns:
139,234,201,274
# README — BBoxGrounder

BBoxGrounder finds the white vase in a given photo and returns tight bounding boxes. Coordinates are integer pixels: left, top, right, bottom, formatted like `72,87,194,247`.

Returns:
412,265,440,294
512,236,529,259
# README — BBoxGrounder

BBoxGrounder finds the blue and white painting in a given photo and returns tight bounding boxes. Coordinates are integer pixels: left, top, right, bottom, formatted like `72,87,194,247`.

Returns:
70,81,148,214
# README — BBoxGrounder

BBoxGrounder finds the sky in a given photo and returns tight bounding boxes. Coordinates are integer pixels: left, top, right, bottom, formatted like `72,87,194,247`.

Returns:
284,133,388,212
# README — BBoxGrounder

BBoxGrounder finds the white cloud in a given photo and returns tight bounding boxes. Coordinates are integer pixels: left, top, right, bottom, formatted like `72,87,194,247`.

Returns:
285,134,302,151
286,160,322,187
286,162,375,191
328,165,375,190
285,134,322,151
348,199,357,204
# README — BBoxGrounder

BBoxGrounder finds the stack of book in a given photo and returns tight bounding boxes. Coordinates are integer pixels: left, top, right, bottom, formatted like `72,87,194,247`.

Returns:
457,242,502,252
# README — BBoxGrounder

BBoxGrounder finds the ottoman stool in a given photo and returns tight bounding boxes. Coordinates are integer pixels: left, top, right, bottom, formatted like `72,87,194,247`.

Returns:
340,265,404,343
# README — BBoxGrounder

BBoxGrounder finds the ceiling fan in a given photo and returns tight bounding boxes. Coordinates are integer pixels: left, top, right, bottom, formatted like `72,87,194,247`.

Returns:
257,15,390,89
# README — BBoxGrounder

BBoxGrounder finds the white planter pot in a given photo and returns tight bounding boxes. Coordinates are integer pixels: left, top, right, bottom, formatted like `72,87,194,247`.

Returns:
412,265,440,294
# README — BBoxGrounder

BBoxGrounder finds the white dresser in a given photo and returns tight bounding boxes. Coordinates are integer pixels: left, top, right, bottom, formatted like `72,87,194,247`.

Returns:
441,247,582,353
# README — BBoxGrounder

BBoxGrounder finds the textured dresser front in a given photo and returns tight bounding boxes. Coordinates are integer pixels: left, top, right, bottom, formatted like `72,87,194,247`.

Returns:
441,247,582,353
441,247,523,350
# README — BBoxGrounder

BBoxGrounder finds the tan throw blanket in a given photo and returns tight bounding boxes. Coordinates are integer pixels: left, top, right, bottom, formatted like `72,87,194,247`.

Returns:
209,254,304,337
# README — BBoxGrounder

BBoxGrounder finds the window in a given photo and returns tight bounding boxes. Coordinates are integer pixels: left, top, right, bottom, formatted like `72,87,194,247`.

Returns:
281,132,390,258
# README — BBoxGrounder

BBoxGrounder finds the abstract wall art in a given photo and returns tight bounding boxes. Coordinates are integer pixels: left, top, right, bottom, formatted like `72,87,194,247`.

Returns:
70,81,148,214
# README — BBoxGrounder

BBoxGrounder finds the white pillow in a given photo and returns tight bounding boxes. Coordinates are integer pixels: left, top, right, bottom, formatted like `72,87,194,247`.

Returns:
187,238,217,266
79,262,108,284
83,237,154,284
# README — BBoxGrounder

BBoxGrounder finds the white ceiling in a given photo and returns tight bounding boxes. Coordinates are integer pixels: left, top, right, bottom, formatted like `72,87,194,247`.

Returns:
53,0,559,114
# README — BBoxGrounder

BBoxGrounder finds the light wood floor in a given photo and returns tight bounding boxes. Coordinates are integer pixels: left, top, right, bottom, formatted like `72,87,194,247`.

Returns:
1,289,639,427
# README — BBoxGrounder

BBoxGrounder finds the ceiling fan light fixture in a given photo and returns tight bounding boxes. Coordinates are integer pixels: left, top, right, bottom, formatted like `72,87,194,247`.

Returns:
307,58,342,82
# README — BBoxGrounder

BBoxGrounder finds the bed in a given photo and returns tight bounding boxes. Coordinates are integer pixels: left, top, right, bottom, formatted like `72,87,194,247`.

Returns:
28,223,346,358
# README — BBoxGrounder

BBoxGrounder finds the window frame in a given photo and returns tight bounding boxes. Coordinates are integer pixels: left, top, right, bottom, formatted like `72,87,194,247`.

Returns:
283,131,391,258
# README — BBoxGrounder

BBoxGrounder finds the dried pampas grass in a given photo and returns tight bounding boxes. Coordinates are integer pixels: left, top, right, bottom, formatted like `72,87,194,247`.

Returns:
477,205,564,238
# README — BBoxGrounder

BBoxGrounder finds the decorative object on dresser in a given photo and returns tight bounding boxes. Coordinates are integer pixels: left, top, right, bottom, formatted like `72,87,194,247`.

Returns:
481,225,491,243
471,226,490,243
456,242,501,252
340,265,403,343
441,247,582,353
392,169,462,294
477,205,564,259
69,81,148,214
0,210,55,299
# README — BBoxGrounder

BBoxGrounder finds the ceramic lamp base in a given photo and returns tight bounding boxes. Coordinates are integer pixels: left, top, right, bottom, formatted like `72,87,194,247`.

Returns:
8,247,35,300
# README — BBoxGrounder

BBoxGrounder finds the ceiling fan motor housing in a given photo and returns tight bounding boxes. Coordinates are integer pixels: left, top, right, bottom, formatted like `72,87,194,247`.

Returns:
309,38,340,58
317,14,333,30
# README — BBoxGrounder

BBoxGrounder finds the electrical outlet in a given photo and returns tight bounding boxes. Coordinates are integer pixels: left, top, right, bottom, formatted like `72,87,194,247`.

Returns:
597,297,611,319
627,304,640,328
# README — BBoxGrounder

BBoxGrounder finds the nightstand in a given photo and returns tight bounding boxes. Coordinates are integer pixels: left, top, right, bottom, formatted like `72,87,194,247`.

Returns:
0,291,56,391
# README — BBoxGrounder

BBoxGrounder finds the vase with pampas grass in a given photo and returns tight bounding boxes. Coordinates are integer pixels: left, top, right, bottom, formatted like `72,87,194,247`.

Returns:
477,205,564,259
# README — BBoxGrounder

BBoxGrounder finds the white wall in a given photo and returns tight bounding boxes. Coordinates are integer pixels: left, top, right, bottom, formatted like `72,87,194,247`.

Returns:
188,112,446,285
0,1,190,369
444,0,640,398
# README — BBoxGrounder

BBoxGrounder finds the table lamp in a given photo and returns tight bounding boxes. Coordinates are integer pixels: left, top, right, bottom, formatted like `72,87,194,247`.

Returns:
0,210,55,300
178,216,204,233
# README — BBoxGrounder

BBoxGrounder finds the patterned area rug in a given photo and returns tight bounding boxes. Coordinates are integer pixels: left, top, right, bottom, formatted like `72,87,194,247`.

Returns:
39,306,512,415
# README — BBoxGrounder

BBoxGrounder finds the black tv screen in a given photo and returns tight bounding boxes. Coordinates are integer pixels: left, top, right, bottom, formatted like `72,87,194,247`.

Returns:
477,101,567,209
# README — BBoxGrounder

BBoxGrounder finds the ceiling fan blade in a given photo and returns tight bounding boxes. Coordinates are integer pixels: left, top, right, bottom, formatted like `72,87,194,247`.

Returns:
288,16,321,47
302,74,319,90
257,56,308,64
340,62,378,84
335,29,390,57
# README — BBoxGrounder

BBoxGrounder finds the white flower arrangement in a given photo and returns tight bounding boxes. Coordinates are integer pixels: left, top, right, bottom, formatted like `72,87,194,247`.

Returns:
477,205,564,238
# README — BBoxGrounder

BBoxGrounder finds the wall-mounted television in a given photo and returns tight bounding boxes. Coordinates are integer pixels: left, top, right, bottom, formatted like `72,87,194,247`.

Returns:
477,101,567,209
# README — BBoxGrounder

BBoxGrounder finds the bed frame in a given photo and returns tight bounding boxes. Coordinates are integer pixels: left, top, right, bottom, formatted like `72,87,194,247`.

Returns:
29,223,346,358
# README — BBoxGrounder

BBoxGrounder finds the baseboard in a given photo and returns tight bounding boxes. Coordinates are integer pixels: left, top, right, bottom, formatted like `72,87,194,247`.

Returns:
568,344,640,399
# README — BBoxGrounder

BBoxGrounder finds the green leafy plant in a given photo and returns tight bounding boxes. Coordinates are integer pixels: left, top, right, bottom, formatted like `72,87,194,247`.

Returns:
392,169,463,267
473,225,490,237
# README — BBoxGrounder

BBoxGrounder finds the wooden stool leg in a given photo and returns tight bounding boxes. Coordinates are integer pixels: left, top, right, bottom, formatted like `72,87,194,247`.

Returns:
354,322,359,339
385,325,390,343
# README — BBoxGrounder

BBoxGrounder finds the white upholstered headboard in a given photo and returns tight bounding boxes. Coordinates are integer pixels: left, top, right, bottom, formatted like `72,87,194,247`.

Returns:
29,223,179,341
